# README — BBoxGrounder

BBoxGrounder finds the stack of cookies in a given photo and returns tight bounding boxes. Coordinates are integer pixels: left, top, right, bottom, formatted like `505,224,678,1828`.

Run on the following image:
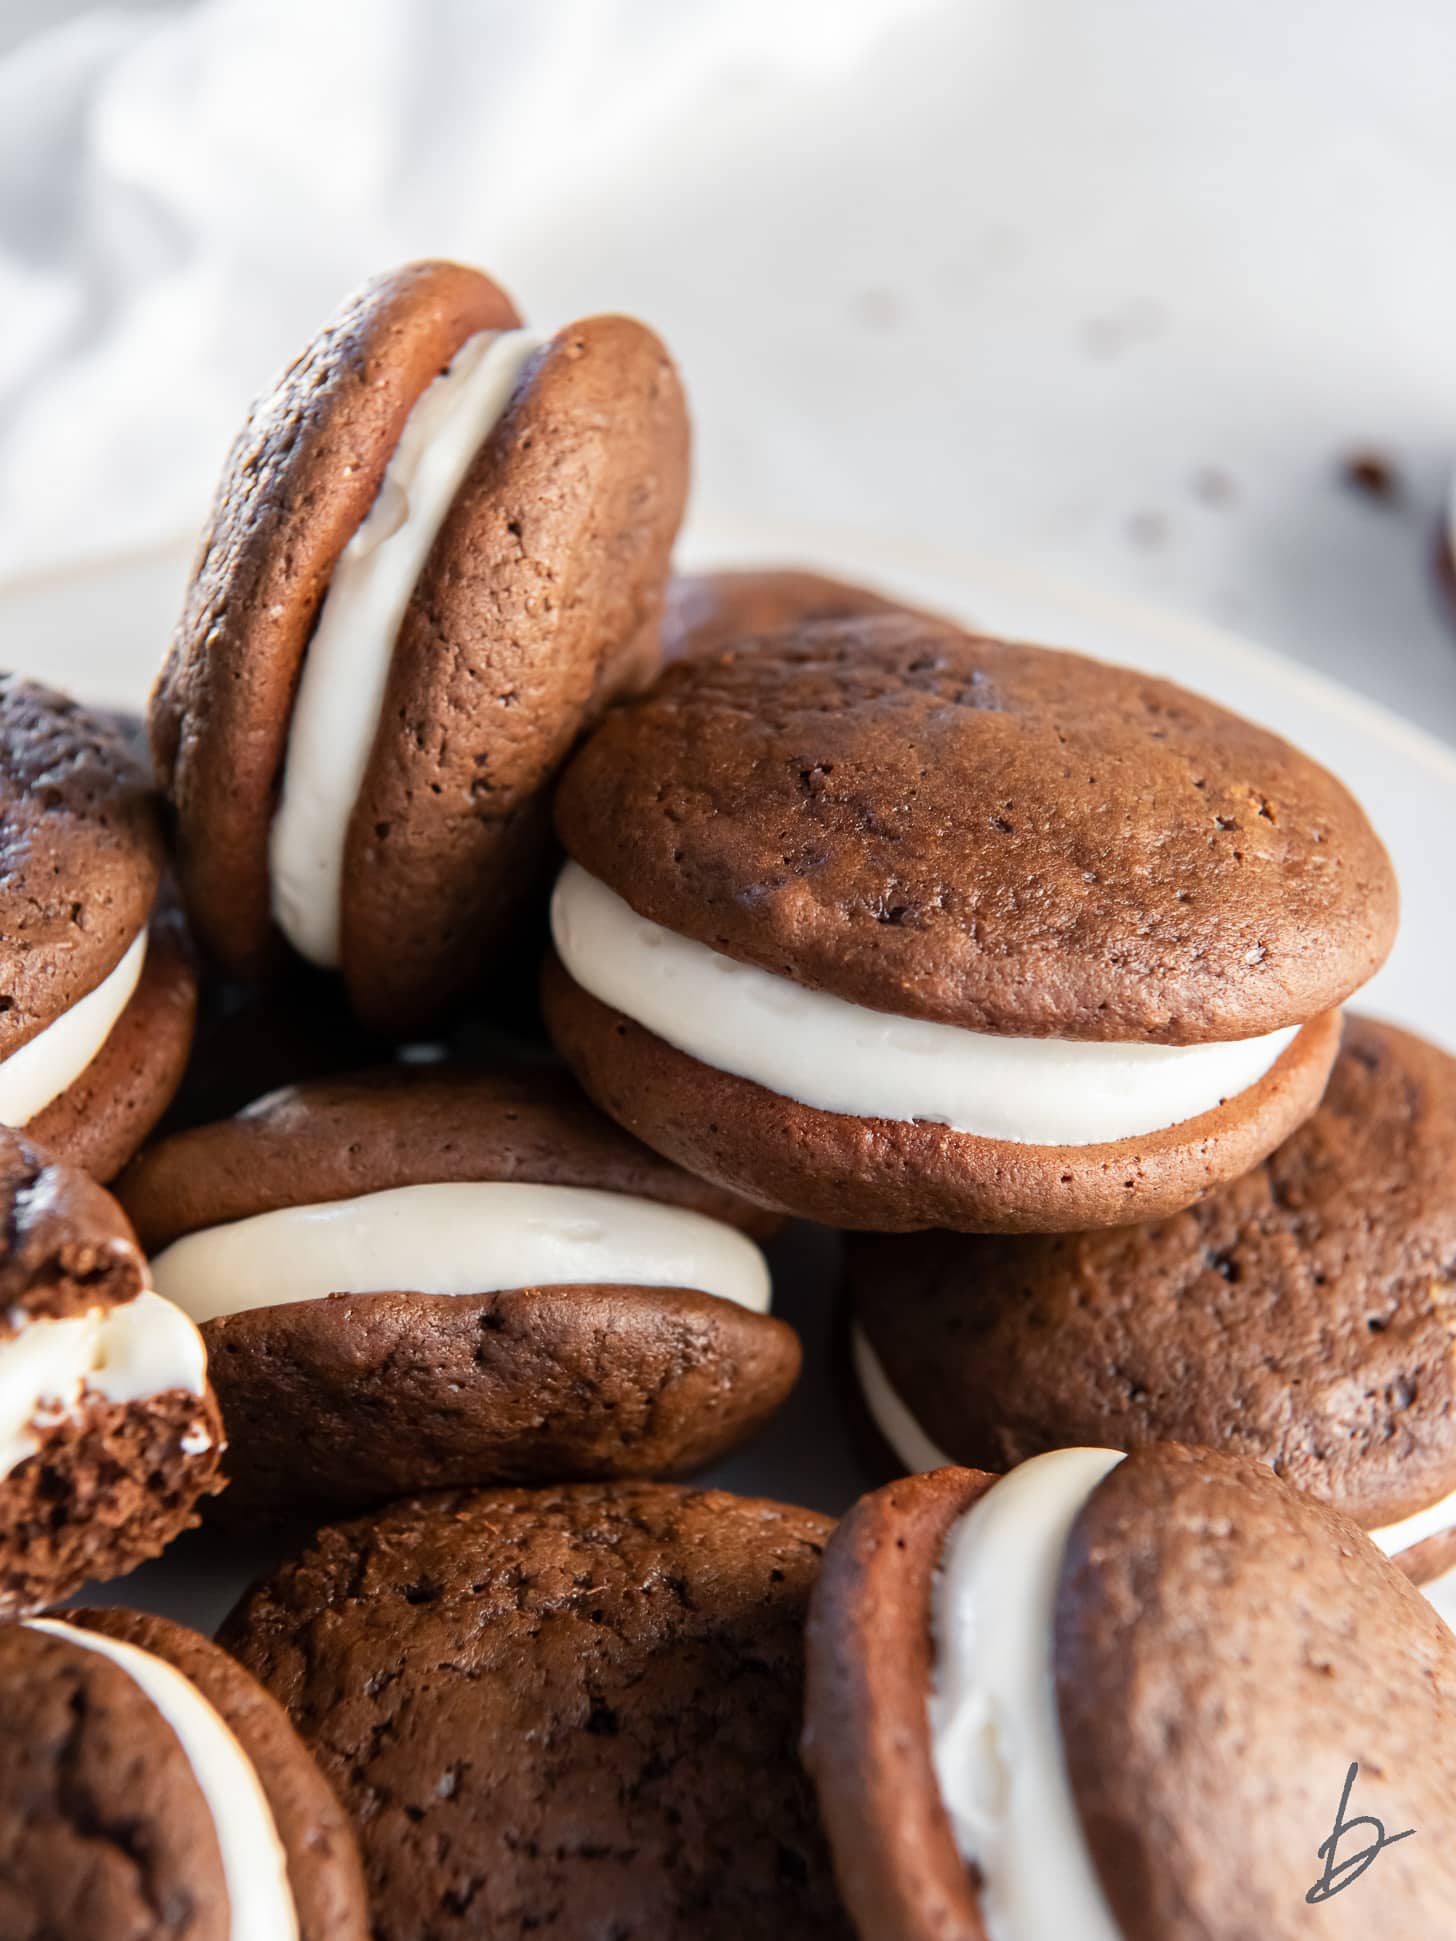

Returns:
1,257,1452,1940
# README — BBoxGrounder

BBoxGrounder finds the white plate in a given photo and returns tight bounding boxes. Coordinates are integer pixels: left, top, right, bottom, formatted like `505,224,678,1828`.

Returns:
6,525,1453,1630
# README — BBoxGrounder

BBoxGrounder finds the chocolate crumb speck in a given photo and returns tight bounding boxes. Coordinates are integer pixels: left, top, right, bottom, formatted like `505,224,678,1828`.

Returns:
1341,449,1403,504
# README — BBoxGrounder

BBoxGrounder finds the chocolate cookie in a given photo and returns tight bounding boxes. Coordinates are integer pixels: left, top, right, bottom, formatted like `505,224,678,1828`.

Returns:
153,257,690,1032
545,614,1396,1231
0,1126,223,1618
663,565,914,661
849,1015,1456,1581
220,1482,851,1941
0,676,197,1179
118,1063,797,1517
0,1608,367,1939
805,1446,1456,1941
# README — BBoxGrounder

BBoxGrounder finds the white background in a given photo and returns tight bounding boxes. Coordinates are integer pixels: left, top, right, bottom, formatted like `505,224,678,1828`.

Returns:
1,0,1453,736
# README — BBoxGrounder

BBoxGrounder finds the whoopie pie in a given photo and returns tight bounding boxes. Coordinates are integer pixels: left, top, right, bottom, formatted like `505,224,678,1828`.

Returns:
0,677,197,1179
1,1608,367,1939
0,1124,222,1618
545,613,1397,1232
849,1015,1456,1582
118,1063,797,1517
153,257,689,1032
804,1445,1456,1940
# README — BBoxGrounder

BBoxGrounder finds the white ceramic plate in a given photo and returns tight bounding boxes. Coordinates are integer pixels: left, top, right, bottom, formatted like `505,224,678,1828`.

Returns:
7,525,1453,1629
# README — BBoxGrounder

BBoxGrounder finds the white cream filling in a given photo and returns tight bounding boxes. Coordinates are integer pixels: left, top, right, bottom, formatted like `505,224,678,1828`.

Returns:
860,1325,1453,1567
0,1287,210,1480
853,1325,954,1473
269,324,546,968
551,864,1299,1146
1369,1482,1456,1559
27,1618,298,1941
930,1447,1126,1941
149,1180,772,1327
0,928,147,1127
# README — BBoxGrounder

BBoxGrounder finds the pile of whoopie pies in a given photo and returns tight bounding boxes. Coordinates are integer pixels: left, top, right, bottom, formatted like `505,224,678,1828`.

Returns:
3,258,1455,1941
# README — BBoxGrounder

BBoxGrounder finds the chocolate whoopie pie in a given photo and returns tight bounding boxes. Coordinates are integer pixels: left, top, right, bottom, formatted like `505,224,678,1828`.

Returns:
152,257,689,1033
0,677,197,1180
848,1015,1456,1583
0,1608,367,1939
663,565,914,661
805,1446,1456,1941
118,1064,798,1517
220,1482,850,1941
0,1126,222,1618
544,614,1397,1232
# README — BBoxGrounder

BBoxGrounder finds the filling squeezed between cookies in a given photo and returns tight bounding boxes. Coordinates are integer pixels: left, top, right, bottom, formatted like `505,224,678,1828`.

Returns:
269,325,545,968
0,1288,211,1479
148,1179,771,1324
929,1448,1126,1941
0,927,147,1127
27,1619,298,1941
550,863,1300,1145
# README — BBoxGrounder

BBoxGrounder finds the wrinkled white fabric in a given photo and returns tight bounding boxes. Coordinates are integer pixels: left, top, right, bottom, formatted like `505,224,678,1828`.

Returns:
0,0,1451,745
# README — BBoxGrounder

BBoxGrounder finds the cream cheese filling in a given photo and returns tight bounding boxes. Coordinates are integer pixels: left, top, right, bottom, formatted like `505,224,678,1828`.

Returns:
149,1179,772,1326
0,927,147,1127
0,1287,210,1480
550,863,1298,1146
928,1448,1126,1941
269,325,545,967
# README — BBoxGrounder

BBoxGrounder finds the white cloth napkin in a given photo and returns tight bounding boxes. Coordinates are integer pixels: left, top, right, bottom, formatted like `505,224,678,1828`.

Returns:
0,0,1453,733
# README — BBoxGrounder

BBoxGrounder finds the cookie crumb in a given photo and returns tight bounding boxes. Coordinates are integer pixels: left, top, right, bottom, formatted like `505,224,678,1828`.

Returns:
1340,449,1402,504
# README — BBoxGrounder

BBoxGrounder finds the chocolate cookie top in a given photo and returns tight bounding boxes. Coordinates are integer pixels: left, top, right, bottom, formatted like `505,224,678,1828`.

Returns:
0,676,162,1056
850,1017,1456,1525
0,1123,143,1337
153,258,691,1032
153,260,521,977
119,1061,776,1251
341,308,690,1030
663,567,913,661
1058,1446,1456,1940
220,1483,851,1941
555,616,1398,1041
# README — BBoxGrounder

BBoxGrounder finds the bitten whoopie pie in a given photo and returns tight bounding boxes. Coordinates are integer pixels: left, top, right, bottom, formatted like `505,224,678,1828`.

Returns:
0,1608,367,1940
663,565,914,661
0,1126,222,1618
220,1483,850,1941
545,614,1398,1232
849,1016,1456,1583
153,257,690,1032
804,1446,1456,1941
118,1064,797,1517
0,676,197,1179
